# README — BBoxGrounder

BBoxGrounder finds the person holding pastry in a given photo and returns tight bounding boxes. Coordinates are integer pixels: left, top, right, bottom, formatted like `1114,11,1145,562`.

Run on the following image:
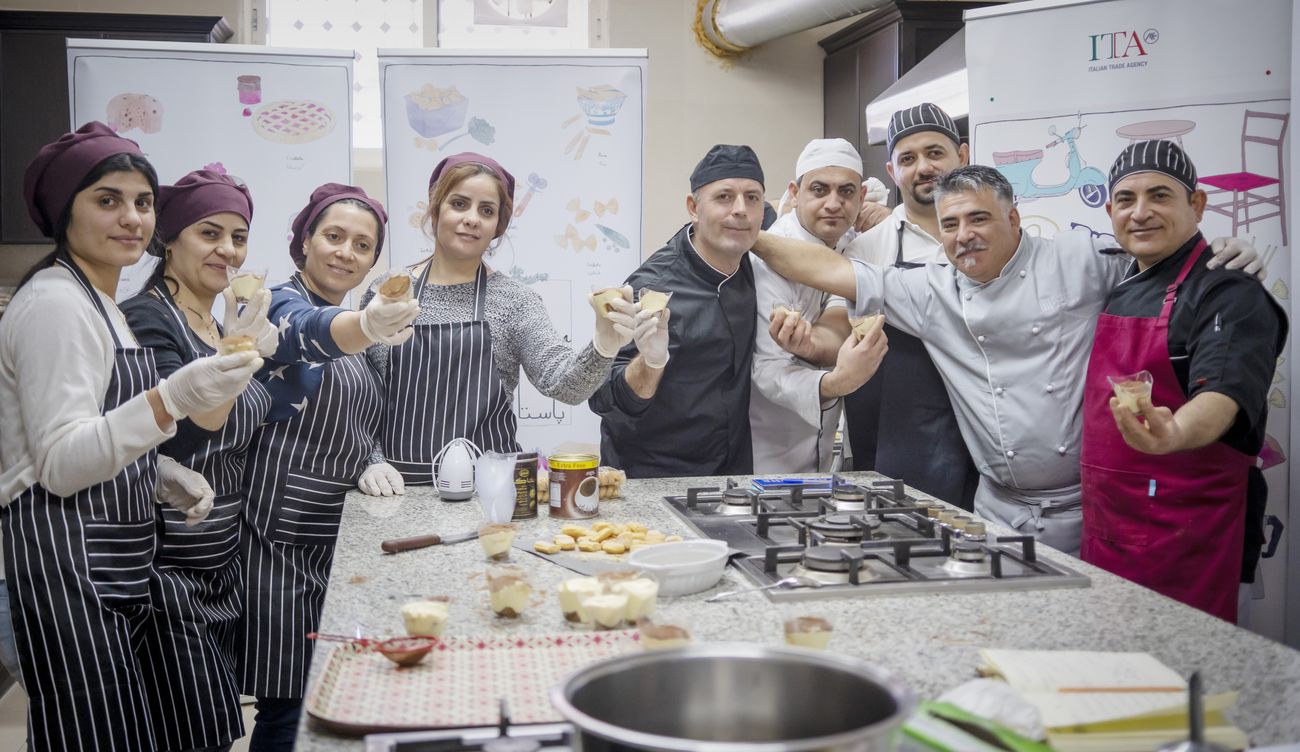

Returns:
0,123,262,752
121,168,276,751
234,183,417,750
359,152,635,491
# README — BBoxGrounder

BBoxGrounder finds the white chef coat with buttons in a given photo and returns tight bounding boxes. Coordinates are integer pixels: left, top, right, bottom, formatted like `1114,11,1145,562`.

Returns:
847,229,1129,552
749,211,854,472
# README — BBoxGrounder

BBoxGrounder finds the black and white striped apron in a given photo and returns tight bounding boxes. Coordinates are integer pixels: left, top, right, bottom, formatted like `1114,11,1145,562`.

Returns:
236,277,383,698
131,281,272,750
381,263,519,485
1,257,159,752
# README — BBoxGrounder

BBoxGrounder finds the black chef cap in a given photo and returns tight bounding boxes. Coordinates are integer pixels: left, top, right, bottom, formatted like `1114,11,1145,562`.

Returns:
690,144,764,193
1109,139,1198,193
887,103,960,155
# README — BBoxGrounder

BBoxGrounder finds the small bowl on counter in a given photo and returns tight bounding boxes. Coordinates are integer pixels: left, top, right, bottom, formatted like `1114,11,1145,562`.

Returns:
625,539,727,597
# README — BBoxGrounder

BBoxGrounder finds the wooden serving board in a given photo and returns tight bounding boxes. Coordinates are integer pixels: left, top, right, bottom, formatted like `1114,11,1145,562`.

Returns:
304,630,640,735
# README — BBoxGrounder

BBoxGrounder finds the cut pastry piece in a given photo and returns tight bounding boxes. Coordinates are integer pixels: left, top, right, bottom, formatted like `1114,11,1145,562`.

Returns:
784,615,833,650
379,274,413,301
590,287,626,315
228,273,264,302
849,313,884,342
639,622,691,650
217,335,256,356
639,289,671,314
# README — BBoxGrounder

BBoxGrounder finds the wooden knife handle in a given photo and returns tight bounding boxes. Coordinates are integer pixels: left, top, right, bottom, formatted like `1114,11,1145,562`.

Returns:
381,534,443,554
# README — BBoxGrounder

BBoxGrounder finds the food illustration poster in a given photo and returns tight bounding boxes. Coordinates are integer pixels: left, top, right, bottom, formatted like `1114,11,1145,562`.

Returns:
378,54,646,450
69,43,354,305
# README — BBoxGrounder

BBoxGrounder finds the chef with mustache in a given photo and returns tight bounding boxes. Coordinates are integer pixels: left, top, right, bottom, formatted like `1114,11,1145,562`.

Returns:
751,163,1264,554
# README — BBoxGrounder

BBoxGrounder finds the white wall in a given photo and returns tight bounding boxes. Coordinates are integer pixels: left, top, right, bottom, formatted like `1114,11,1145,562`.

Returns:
607,1,853,254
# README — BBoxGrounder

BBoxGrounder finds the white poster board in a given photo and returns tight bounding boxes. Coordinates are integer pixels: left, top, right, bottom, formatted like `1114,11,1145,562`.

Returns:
967,0,1292,639
67,39,354,303
378,49,647,456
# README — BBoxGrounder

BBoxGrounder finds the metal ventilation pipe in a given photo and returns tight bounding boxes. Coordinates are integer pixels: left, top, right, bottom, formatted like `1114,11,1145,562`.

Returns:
694,0,887,58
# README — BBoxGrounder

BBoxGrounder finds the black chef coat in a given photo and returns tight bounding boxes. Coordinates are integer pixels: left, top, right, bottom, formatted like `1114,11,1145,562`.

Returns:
590,223,756,478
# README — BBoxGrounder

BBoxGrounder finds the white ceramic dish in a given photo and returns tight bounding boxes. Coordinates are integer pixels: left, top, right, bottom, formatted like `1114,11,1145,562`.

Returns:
626,539,728,597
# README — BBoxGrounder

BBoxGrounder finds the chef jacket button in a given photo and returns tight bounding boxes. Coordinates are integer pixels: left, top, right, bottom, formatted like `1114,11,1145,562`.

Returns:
1057,446,1068,455
965,293,973,300
1031,325,1041,334
977,335,986,343
1045,384,1055,393
995,387,1005,396
1019,270,1027,278
1005,450,1016,459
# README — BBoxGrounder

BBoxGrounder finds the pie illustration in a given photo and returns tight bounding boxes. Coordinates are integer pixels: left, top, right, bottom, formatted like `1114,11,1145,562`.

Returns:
251,100,336,145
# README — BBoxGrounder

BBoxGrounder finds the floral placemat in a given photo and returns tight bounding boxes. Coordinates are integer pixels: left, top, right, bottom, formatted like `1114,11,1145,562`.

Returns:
305,630,640,734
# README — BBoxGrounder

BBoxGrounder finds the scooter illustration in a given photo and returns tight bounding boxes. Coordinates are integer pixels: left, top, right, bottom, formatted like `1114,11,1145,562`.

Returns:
993,115,1109,208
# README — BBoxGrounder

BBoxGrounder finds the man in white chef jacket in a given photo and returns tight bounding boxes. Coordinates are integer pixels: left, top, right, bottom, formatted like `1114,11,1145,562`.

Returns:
751,139,888,472
751,164,1263,555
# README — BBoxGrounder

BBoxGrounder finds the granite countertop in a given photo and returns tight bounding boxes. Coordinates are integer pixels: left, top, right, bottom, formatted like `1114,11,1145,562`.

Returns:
295,473,1300,749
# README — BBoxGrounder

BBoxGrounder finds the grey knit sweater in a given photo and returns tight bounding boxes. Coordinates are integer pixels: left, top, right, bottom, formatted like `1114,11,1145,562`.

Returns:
364,266,613,463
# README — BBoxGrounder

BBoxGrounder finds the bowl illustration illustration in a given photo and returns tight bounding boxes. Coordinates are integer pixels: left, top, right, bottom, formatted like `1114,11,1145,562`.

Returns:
405,84,470,138
576,84,626,126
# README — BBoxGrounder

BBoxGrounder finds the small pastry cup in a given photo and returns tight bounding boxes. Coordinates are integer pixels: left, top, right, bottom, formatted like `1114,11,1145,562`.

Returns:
226,267,267,304
400,597,449,638
783,615,833,650
637,288,672,315
637,615,693,651
590,286,628,316
1107,370,1153,413
217,335,256,356
378,272,414,302
477,523,517,561
848,312,884,342
487,565,532,619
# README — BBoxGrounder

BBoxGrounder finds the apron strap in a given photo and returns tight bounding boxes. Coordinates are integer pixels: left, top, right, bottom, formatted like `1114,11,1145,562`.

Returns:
894,221,926,270
55,256,126,349
1158,237,1208,326
149,280,211,359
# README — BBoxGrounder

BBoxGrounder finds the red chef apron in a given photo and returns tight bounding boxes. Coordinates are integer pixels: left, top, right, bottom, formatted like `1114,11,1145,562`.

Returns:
1079,238,1251,623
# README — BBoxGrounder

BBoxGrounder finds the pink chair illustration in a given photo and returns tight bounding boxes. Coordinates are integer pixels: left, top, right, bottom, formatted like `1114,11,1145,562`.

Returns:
1198,110,1289,246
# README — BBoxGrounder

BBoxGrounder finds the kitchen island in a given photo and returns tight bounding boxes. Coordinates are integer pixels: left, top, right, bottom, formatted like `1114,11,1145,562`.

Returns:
295,473,1300,749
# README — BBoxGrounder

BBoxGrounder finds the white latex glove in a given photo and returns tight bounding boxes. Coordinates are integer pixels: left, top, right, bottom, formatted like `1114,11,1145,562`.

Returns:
631,307,671,369
590,286,636,357
155,455,215,527
358,462,406,497
938,679,1046,741
222,288,278,357
156,351,263,420
862,176,889,205
1205,236,1267,279
359,294,420,346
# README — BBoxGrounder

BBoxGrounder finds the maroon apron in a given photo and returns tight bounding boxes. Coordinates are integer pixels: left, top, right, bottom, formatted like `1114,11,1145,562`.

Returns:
1079,238,1251,622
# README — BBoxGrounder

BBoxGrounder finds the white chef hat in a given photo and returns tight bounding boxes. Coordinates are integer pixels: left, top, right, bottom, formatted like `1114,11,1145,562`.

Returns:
795,138,863,181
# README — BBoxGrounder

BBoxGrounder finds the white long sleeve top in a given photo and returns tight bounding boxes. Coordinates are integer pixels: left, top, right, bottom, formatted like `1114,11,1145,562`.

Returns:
749,211,854,473
0,264,174,505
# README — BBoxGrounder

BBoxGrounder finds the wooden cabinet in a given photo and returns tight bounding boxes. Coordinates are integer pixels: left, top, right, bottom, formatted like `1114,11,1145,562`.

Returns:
0,11,231,243
819,1,988,179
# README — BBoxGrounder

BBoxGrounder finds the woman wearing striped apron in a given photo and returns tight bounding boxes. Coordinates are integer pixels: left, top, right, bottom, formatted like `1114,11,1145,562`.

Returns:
357,153,635,496
235,184,418,750
123,170,278,751
0,123,263,752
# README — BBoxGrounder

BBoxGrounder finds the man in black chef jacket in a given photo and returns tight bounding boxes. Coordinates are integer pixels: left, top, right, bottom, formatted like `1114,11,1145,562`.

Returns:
1079,139,1287,623
590,144,764,477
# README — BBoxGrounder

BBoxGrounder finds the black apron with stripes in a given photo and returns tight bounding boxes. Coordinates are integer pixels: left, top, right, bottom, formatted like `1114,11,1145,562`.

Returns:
381,263,519,485
1,257,159,752
131,281,272,750
856,224,980,510
236,278,383,698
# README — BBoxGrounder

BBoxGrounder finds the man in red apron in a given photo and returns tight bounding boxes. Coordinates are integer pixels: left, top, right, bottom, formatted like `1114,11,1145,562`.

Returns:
1080,140,1287,623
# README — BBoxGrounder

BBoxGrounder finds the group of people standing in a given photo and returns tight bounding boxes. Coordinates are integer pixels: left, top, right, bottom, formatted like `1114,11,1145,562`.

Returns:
597,103,1284,629
0,96,1286,751
0,123,668,751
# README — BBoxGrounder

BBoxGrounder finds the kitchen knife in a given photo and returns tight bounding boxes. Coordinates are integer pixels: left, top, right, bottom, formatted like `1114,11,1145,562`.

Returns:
381,530,477,554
